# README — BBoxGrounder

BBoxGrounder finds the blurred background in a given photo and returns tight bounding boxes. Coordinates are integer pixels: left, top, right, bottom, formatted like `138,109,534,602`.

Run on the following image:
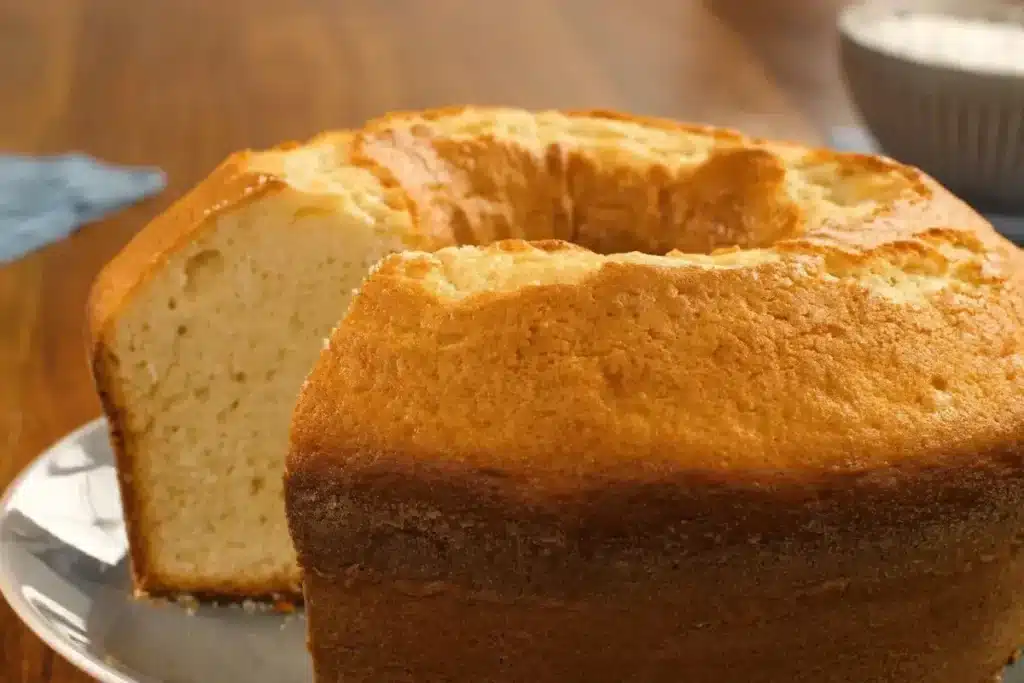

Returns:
0,0,851,204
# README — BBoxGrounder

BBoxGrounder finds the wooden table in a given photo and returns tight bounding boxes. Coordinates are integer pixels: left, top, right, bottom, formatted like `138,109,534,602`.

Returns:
0,0,853,680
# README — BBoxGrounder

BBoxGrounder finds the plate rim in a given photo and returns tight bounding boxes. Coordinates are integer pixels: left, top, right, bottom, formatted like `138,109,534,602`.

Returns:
0,416,139,683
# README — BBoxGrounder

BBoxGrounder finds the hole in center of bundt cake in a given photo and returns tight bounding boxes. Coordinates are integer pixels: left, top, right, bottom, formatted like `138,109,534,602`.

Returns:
356,129,917,256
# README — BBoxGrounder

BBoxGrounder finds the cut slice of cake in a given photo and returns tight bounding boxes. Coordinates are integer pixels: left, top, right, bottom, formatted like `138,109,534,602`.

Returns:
87,134,434,599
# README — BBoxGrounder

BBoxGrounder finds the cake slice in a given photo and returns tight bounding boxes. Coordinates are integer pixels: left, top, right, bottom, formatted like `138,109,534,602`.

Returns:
87,134,433,599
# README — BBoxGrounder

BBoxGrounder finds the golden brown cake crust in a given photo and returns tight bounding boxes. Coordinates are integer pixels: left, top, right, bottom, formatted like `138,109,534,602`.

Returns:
291,106,1024,479
284,108,1024,681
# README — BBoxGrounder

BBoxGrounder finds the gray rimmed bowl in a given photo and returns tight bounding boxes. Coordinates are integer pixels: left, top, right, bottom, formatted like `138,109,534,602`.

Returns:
838,0,1024,211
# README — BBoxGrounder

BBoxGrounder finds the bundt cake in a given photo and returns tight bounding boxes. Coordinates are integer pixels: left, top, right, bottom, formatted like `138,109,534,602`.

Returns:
285,110,1024,682
89,106,1024,681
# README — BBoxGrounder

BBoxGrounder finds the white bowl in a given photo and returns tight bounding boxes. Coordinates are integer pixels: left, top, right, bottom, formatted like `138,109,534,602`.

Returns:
838,0,1024,211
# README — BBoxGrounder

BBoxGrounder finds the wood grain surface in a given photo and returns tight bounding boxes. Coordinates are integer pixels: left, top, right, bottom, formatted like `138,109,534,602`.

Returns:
0,0,852,680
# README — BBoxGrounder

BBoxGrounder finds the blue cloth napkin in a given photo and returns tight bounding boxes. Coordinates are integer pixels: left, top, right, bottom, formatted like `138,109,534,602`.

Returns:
829,127,1024,246
0,154,166,264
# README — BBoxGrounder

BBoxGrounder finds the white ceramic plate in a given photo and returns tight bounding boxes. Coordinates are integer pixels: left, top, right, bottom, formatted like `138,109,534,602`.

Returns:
0,419,311,683
2,419,1023,682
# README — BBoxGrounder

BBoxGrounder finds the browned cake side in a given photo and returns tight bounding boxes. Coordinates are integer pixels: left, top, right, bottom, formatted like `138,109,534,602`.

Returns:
286,108,1024,682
